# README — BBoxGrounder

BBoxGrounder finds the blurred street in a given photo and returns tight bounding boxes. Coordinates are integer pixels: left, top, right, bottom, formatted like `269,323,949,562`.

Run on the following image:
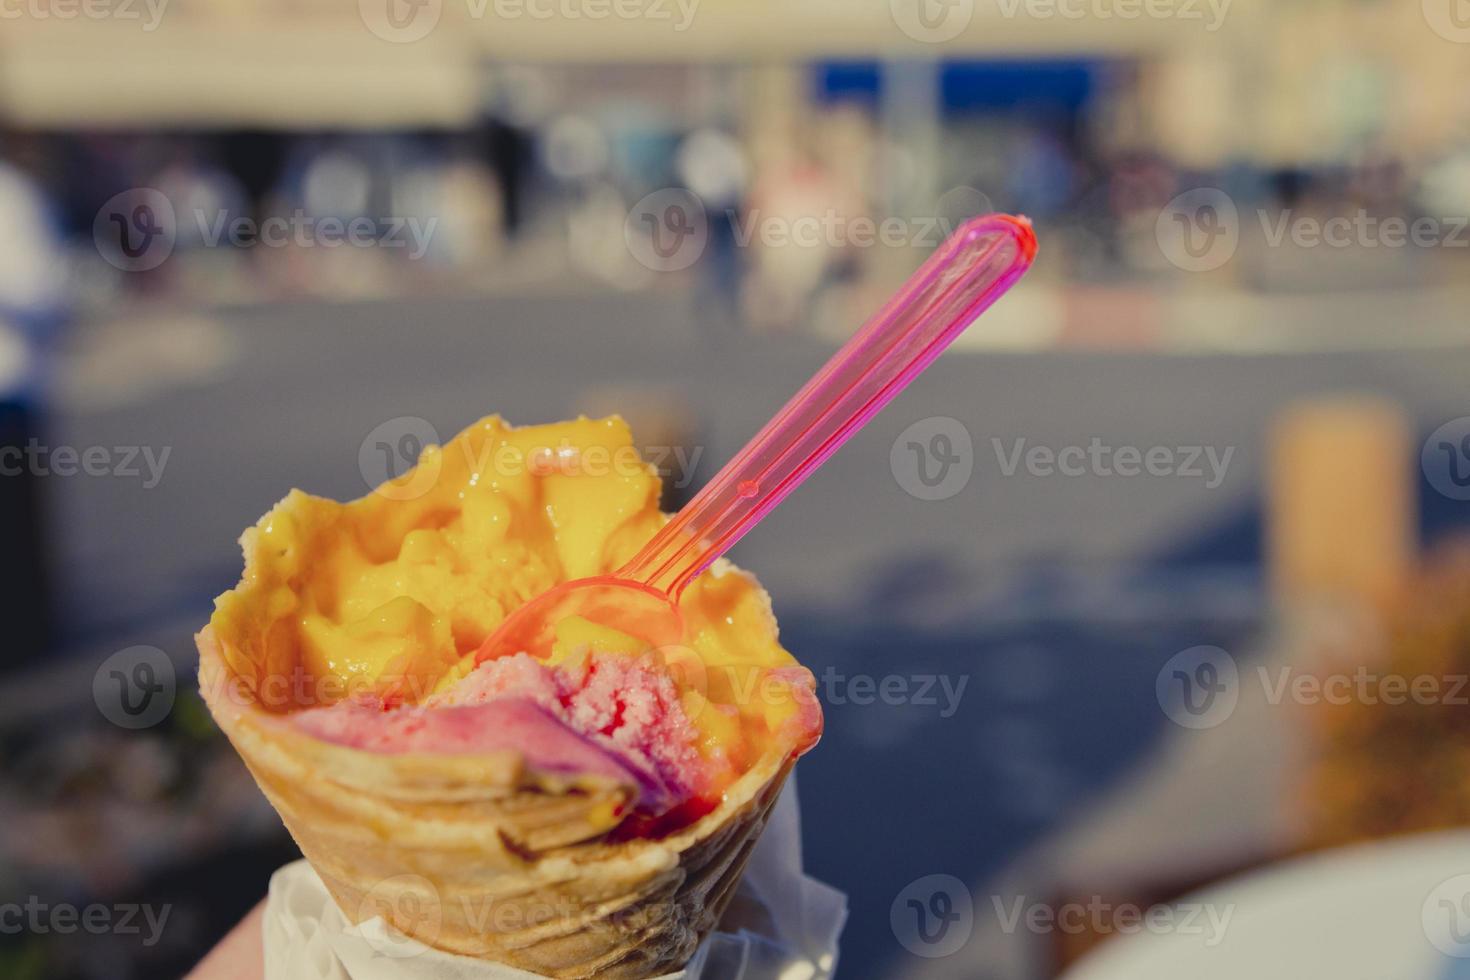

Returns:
11,284,1467,976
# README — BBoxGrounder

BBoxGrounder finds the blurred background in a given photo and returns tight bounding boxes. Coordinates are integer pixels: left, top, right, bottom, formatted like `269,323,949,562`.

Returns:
4,0,1470,977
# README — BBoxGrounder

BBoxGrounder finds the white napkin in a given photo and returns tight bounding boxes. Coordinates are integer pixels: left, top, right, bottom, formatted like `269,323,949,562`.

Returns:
262,777,846,980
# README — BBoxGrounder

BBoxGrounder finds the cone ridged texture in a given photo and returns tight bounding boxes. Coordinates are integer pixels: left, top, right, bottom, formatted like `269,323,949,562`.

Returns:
199,627,794,978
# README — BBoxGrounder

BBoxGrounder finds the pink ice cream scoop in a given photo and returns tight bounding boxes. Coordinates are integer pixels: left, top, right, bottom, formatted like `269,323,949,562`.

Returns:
292,653,706,817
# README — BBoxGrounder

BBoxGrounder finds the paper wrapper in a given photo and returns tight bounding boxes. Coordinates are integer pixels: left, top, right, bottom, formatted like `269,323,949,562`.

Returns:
262,778,846,980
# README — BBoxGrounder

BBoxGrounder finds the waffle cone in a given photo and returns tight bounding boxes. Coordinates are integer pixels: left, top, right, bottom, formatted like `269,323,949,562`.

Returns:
198,626,797,978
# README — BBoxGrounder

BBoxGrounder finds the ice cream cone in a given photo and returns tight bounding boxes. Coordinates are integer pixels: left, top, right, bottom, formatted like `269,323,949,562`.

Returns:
198,625,797,978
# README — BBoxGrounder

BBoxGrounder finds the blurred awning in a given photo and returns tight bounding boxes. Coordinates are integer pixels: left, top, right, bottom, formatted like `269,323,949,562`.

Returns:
456,0,1216,61
0,0,1251,127
0,24,481,129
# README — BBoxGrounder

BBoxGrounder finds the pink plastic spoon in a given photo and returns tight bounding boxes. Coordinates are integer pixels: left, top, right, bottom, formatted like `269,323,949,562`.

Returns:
475,213,1037,663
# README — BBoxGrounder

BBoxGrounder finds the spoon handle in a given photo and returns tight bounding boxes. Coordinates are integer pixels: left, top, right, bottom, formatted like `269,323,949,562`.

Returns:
619,213,1037,597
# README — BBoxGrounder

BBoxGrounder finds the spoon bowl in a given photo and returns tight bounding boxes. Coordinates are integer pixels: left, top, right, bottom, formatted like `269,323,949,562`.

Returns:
475,576,685,664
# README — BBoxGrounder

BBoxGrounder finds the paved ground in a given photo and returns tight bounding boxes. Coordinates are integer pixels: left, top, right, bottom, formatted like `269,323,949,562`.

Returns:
25,287,1470,977
43,289,1470,641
